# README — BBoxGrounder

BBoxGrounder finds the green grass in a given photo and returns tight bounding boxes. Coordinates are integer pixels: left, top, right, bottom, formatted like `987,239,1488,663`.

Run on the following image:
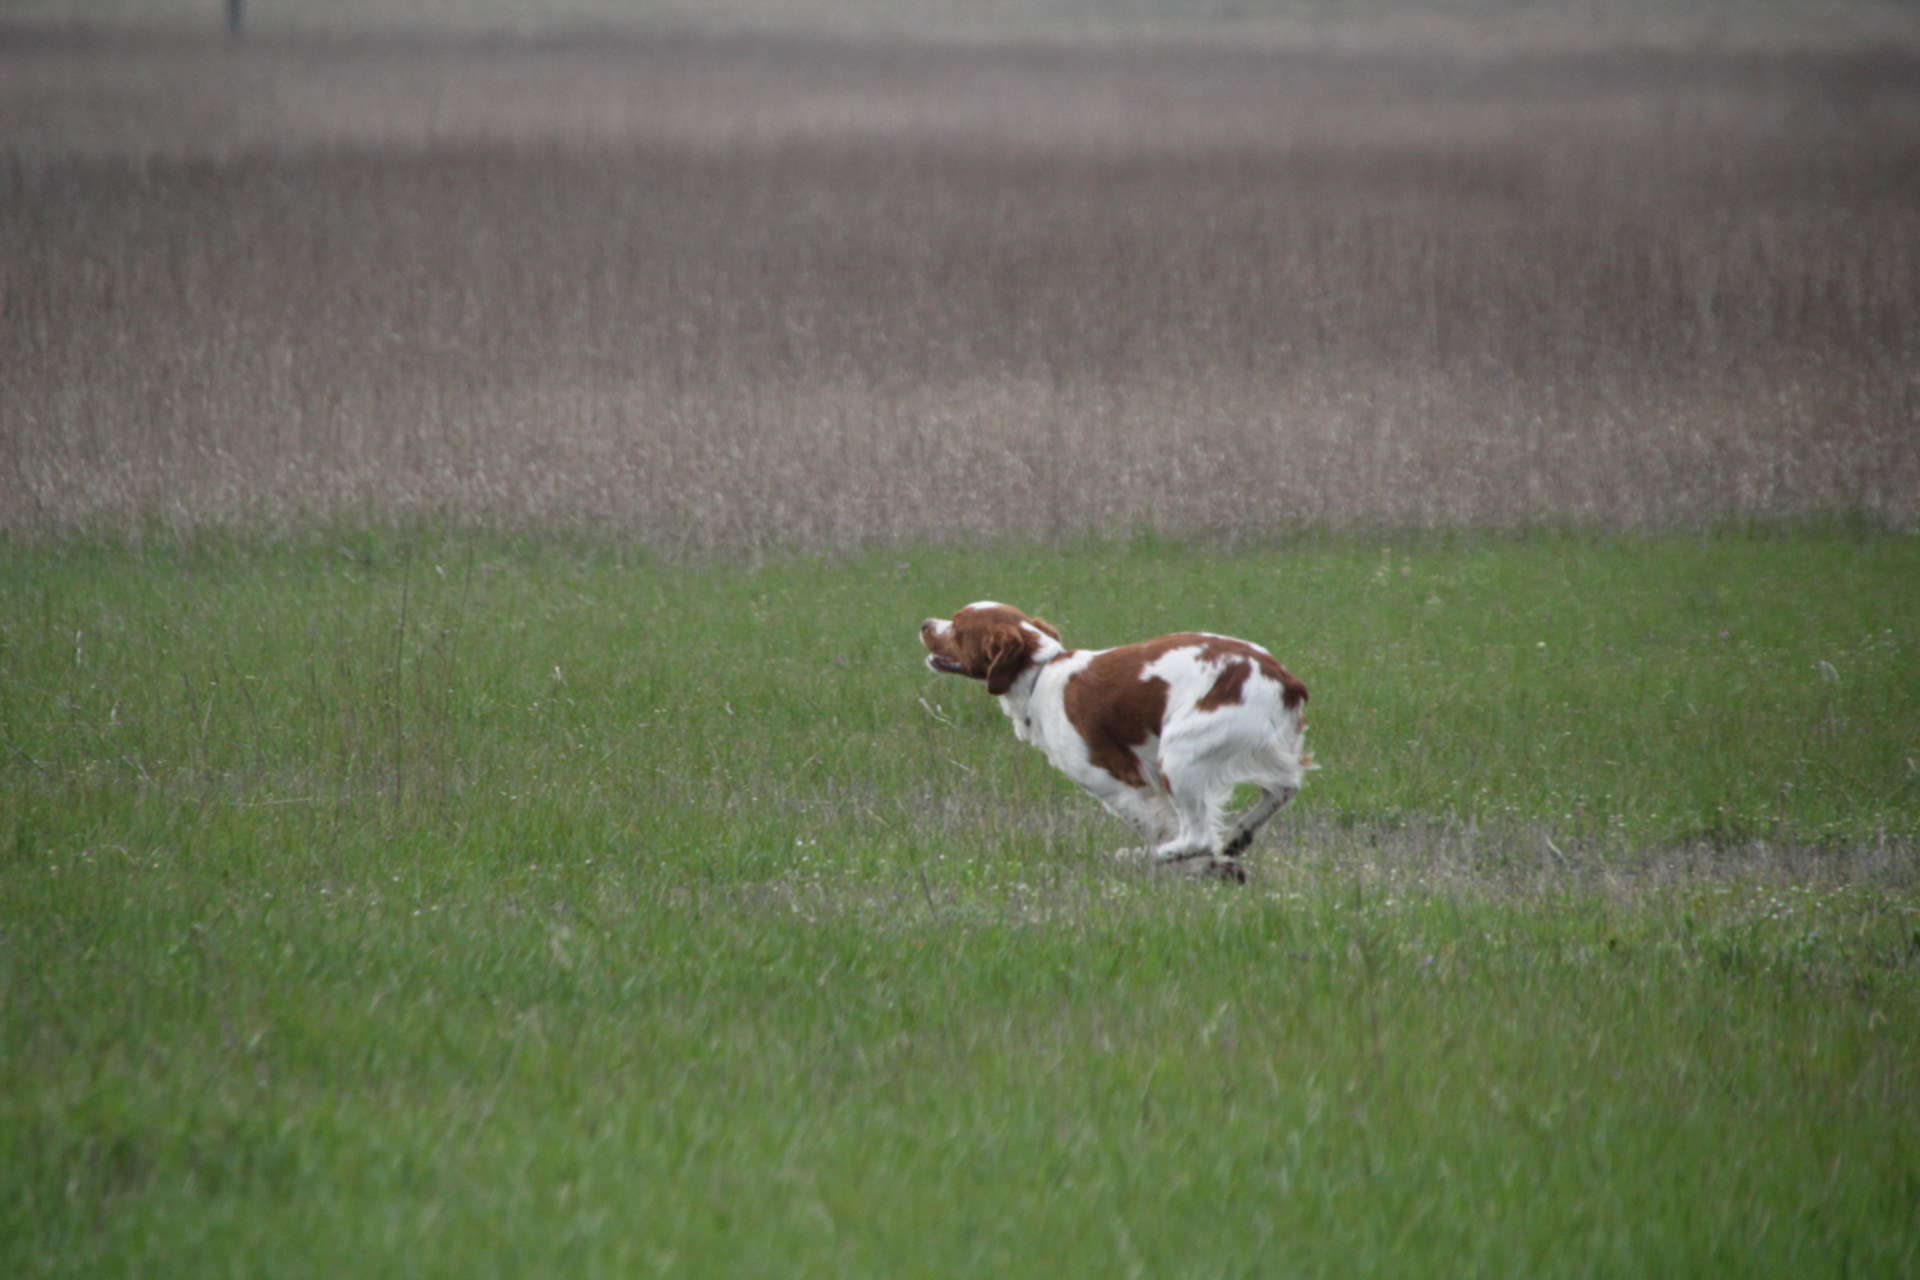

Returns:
3,527,1918,1275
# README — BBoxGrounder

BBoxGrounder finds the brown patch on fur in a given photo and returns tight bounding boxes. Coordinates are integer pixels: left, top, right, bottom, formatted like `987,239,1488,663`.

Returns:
1145,634,1310,712
1063,651,1170,788
1192,636,1309,711
1197,657,1253,711
1272,661,1309,711
1064,633,1309,785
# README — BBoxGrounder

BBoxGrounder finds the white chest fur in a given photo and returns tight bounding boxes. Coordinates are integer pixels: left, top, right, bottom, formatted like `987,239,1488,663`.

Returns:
995,650,1117,778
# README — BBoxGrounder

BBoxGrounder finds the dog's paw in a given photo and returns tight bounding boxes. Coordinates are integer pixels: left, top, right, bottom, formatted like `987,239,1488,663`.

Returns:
1203,857,1250,885
1145,851,1247,884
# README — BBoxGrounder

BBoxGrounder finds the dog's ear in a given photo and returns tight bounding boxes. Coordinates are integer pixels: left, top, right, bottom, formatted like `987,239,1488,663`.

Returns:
1025,616,1063,644
984,624,1033,696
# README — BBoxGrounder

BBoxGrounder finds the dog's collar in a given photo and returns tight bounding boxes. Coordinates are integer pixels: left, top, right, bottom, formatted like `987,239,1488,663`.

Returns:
1005,646,1064,714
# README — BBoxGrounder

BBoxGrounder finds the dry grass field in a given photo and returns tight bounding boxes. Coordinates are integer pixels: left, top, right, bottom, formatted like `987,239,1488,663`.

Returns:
5,12,1917,553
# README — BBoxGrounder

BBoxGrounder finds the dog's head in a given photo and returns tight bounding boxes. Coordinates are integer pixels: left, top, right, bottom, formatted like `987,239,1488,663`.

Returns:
919,602,1064,697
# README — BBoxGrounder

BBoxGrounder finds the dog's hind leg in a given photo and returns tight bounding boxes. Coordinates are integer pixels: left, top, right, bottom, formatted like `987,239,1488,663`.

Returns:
1220,784,1298,859
1148,772,1249,882
1149,772,1222,861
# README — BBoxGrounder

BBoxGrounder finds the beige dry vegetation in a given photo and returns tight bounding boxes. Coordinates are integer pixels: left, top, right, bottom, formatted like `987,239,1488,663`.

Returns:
4,19,1918,552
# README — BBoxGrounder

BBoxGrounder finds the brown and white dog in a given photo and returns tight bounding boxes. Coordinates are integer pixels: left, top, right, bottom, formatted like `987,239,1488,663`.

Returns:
920,602,1311,881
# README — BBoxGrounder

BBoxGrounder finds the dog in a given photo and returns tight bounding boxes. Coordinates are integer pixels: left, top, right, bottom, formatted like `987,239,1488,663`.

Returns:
920,602,1311,881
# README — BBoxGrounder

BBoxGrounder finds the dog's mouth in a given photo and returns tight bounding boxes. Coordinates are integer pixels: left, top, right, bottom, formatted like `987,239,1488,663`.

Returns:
925,654,968,676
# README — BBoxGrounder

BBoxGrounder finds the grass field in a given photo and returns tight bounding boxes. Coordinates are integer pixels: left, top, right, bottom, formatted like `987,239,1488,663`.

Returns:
3,529,1917,1274
5,2,1920,1273
5,17,1919,549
